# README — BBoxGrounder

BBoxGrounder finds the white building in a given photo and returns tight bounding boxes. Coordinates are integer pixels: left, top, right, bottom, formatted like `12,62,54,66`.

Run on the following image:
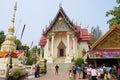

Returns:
39,6,90,63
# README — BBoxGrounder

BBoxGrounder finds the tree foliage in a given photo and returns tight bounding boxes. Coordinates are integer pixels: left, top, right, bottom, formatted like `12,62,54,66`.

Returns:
15,39,22,50
0,31,5,48
92,26,102,42
89,26,102,46
15,39,29,51
74,58,84,66
106,0,120,28
25,56,33,65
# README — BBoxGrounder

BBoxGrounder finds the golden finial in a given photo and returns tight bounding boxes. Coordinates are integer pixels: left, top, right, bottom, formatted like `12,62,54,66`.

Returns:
11,2,17,27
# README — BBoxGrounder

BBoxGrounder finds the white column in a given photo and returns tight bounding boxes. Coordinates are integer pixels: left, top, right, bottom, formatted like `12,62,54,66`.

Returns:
67,32,70,56
65,32,72,63
46,38,49,57
72,37,75,56
51,33,54,57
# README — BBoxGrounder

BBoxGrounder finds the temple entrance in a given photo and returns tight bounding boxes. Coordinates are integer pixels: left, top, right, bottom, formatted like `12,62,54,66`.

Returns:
57,41,66,57
59,49,64,57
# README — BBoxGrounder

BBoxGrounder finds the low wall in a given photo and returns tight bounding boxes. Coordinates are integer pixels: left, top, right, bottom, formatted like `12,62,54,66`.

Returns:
25,65,34,75
0,64,7,80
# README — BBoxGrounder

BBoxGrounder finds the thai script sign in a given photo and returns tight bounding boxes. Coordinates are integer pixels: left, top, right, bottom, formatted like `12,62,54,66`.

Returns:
89,51,120,58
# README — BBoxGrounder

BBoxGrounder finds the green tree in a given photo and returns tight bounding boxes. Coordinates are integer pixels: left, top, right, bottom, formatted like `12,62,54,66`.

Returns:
15,39,22,50
25,56,33,65
92,26,102,42
74,58,84,66
0,31,5,48
89,26,102,46
106,0,120,28
31,46,38,53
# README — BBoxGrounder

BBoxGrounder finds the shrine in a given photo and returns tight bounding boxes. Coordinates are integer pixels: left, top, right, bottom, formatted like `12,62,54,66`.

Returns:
87,24,120,67
39,6,90,63
0,3,25,79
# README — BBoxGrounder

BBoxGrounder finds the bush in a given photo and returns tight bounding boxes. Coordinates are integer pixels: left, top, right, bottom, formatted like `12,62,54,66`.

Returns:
14,70,21,76
13,69,28,80
26,57,33,65
74,58,84,66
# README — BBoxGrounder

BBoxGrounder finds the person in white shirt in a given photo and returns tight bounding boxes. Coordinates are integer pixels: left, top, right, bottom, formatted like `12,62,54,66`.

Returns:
91,66,98,80
86,65,92,80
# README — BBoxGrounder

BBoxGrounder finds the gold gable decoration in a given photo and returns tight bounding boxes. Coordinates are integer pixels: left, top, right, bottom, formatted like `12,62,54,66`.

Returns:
56,16,63,26
96,31,120,50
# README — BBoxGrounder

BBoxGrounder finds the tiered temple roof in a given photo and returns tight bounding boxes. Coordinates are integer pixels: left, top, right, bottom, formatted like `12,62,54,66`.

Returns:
39,6,90,46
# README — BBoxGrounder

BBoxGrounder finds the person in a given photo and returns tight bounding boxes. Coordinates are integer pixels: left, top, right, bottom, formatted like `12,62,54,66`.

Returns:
55,64,59,75
112,64,117,78
91,66,98,80
96,66,101,80
69,70,73,80
37,64,40,77
8,65,13,80
82,64,87,79
118,66,120,80
34,65,37,78
104,72,108,80
72,65,77,80
76,66,81,79
86,65,92,80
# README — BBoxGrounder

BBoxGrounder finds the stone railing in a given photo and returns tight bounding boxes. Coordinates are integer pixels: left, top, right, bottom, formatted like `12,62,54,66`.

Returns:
25,65,34,75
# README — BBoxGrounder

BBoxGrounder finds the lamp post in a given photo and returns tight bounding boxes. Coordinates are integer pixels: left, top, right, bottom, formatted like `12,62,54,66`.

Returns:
9,47,12,68
7,47,13,80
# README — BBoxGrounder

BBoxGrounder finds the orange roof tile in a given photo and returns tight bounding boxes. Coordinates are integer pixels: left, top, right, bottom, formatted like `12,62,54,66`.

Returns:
0,52,17,58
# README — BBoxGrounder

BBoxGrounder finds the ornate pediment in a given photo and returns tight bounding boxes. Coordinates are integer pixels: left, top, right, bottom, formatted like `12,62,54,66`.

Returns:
52,16,70,31
96,30,120,50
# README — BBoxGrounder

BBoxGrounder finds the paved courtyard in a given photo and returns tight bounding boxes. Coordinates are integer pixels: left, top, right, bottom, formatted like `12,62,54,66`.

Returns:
27,64,88,80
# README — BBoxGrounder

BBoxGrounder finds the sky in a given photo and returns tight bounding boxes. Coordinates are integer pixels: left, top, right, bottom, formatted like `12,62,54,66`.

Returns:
0,0,117,47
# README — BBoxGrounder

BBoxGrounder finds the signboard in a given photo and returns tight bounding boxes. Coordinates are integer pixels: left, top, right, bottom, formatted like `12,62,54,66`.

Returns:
89,51,120,59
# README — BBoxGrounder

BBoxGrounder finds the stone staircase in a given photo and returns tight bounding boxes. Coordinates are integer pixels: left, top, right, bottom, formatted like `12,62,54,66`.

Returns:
54,57,65,63
47,57,73,71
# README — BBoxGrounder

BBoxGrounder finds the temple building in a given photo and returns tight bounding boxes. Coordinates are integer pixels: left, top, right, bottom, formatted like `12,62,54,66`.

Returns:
39,6,90,63
87,24,120,67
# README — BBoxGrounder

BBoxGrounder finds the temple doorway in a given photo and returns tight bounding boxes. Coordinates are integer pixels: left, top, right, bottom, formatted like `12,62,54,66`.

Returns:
60,49,64,56
57,41,66,57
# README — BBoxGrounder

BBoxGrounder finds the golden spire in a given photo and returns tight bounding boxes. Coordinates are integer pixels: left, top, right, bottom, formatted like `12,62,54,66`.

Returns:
8,2,17,35
11,2,17,27
1,2,17,52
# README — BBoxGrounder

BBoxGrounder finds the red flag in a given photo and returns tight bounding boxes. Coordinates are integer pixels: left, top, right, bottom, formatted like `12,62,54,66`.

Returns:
20,24,26,40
